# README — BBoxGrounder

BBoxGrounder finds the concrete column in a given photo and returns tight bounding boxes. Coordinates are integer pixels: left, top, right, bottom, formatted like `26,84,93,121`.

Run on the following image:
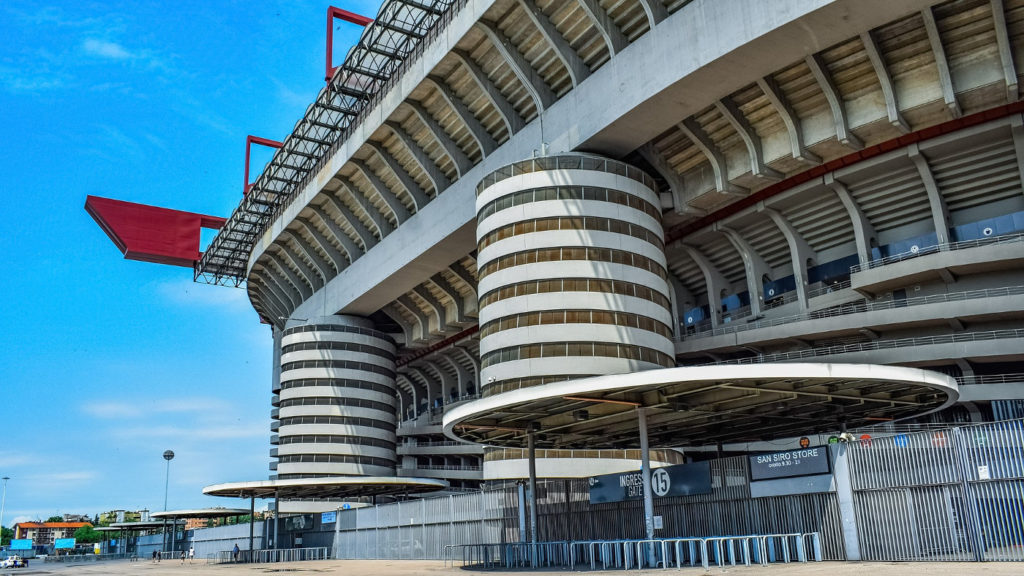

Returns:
248,496,255,554
528,431,538,567
831,443,861,560
639,408,656,567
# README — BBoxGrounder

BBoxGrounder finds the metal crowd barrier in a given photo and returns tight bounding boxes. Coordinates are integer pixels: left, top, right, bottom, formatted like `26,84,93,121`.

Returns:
209,547,329,565
444,532,822,570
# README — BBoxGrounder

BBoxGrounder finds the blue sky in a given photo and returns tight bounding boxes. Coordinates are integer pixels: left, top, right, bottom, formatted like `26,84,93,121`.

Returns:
0,0,384,525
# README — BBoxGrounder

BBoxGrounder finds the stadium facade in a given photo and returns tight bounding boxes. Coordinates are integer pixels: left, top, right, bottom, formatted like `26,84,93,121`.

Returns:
193,0,1024,490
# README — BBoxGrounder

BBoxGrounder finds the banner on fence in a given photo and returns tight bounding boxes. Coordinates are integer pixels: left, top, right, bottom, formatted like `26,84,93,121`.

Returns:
588,461,712,503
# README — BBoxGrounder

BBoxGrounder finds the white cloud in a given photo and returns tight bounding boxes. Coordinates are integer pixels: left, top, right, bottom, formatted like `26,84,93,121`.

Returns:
82,38,134,60
111,423,265,441
81,397,233,420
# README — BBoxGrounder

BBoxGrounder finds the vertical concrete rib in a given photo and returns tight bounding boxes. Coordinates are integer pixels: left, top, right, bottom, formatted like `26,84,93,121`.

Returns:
295,217,349,273
452,49,525,136
908,143,952,244
637,0,668,27
341,180,395,238
475,20,557,110
678,118,747,196
765,208,816,310
317,197,376,253
806,53,864,149
575,0,627,55
366,141,430,211
826,174,876,266
921,6,962,118
352,160,411,224
429,273,466,322
407,101,474,177
714,97,783,180
861,30,909,133
757,75,821,164
425,75,498,157
718,226,770,317
514,0,589,87
266,252,313,301
681,245,727,327
991,0,1019,102
384,121,452,194
280,230,330,287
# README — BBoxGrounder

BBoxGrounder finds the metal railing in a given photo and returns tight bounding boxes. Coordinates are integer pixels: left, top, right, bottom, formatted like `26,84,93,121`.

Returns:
476,155,656,195
399,464,481,471
444,532,822,570
850,231,1024,273
209,546,329,565
679,285,1024,341
712,328,1024,365
43,552,134,563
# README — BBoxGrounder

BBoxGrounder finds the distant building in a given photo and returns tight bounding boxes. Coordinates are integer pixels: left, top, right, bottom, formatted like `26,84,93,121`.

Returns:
61,514,90,523
184,518,210,531
13,522,91,546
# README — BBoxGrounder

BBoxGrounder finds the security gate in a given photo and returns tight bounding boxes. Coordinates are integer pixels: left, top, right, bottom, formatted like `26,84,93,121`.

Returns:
849,421,1024,561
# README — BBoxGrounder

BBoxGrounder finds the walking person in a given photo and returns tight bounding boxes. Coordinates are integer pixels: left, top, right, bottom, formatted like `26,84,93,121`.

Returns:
188,546,195,564
232,543,240,563
180,549,186,564
152,549,157,563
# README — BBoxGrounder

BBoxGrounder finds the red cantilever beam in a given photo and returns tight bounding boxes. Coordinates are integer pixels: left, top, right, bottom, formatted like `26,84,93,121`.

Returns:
326,6,374,82
85,195,226,268
244,135,283,195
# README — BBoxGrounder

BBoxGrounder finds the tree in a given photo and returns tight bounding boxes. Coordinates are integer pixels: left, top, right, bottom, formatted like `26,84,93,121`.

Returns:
46,516,63,523
1,526,12,546
73,525,102,544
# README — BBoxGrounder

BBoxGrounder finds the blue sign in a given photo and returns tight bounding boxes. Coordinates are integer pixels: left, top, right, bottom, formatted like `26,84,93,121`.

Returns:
749,447,831,481
10,539,32,550
54,538,76,549
342,503,351,510
321,511,336,524
589,461,712,504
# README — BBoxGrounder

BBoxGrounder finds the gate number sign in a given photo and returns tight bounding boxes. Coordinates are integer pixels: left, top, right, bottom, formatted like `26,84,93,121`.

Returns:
588,461,712,504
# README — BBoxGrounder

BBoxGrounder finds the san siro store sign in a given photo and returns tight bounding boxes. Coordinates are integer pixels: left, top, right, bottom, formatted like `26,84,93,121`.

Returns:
748,446,831,481
588,461,713,504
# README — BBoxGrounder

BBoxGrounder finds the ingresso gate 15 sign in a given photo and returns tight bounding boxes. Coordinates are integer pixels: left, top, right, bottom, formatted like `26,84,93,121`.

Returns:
588,461,712,504
748,446,831,481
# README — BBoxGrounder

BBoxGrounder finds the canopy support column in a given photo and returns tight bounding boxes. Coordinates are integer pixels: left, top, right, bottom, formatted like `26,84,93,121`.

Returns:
639,407,656,567
249,496,255,556
528,430,538,568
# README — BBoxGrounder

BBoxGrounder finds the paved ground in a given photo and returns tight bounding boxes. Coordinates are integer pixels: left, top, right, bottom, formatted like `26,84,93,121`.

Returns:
3,559,1024,575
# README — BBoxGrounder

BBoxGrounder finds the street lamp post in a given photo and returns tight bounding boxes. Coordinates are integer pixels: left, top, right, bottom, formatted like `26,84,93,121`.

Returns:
162,451,174,554
1,477,9,548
